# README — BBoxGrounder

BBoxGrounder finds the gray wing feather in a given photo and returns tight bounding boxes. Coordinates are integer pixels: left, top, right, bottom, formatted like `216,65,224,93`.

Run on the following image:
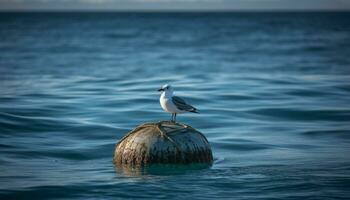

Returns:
172,96,198,113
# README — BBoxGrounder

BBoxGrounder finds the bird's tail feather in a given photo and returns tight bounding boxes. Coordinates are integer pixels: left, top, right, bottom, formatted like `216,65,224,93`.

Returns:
190,109,199,114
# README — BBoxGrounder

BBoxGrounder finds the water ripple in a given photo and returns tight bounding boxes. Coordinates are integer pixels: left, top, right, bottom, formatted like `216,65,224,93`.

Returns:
1,12,350,200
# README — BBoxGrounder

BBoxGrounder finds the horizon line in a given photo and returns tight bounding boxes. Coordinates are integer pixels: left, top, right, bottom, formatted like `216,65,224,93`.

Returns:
1,9,350,12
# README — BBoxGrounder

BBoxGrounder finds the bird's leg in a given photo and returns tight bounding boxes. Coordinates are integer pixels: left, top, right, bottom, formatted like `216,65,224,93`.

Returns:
174,113,177,122
171,113,174,122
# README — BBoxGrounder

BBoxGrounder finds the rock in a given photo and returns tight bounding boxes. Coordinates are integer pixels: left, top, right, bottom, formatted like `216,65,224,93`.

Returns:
113,121,213,167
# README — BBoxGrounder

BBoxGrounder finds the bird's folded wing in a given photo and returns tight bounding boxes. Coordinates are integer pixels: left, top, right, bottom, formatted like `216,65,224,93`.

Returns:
172,96,196,111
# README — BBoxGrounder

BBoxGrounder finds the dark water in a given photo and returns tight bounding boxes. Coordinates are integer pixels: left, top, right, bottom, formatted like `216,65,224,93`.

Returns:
1,12,350,199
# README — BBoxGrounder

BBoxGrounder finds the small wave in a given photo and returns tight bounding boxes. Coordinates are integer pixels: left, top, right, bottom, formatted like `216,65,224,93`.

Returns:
335,84,350,93
284,89,332,97
303,44,328,52
0,185,86,200
212,138,275,151
247,108,350,122
0,112,73,134
104,32,139,39
0,141,115,161
217,93,259,101
302,129,350,140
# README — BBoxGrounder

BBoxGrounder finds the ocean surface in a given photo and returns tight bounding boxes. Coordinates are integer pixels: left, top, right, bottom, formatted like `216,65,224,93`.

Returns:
1,12,350,199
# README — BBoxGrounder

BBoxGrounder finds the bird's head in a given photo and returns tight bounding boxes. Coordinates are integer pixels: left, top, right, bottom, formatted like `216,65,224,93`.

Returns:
158,84,173,93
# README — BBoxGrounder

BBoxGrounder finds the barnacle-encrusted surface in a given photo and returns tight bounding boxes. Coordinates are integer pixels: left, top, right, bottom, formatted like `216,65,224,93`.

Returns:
113,121,213,167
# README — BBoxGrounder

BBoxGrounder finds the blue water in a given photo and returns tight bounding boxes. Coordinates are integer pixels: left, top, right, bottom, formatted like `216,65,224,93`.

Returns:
1,12,350,199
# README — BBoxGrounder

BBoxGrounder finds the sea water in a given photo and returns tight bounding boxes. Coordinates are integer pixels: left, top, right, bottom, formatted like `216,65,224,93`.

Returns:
1,12,350,199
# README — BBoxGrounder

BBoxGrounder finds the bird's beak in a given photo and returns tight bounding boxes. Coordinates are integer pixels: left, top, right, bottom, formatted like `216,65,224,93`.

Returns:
158,88,164,92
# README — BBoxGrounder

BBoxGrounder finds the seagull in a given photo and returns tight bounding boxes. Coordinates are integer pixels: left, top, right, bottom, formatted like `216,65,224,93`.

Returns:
158,84,198,122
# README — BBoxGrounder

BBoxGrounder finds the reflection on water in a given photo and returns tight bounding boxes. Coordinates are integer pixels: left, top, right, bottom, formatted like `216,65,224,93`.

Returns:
115,163,212,177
